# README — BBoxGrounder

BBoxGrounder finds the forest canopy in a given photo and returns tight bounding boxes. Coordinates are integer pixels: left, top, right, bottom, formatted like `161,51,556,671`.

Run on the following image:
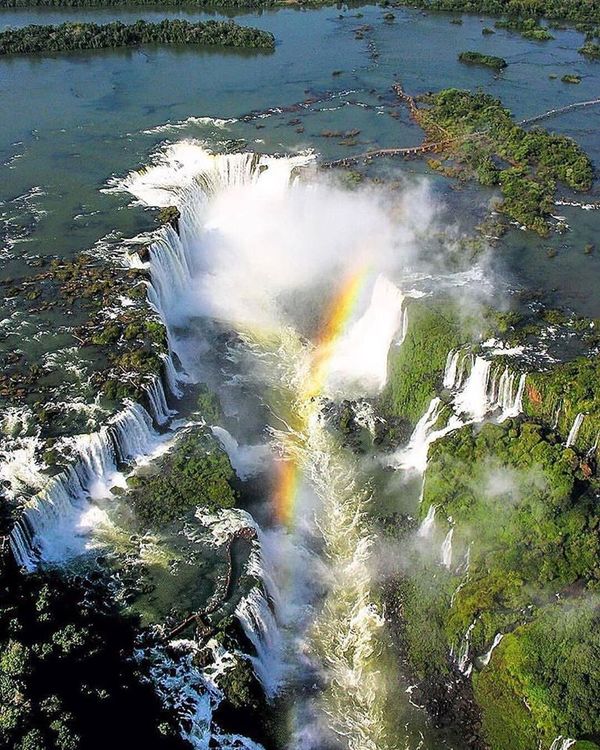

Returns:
0,19,275,55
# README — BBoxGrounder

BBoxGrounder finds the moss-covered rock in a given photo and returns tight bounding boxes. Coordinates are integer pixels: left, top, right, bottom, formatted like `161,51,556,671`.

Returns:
379,299,463,425
125,429,238,529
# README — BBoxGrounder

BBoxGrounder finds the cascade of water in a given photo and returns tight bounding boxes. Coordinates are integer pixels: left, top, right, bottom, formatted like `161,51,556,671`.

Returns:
453,356,493,420
494,369,527,421
146,226,195,316
456,619,477,676
391,397,464,474
210,426,269,481
162,352,184,398
399,304,409,344
417,504,436,538
9,401,161,569
441,528,454,569
235,586,284,698
549,738,576,750
443,349,461,389
326,275,405,395
480,633,503,667
144,376,172,425
566,413,585,448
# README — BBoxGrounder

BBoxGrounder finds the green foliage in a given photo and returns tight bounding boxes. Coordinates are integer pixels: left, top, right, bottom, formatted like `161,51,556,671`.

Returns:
380,300,462,424
495,16,554,39
0,19,275,56
562,73,582,83
0,0,596,25
126,430,237,527
523,355,600,456
458,50,508,69
424,419,599,593
418,88,593,234
580,39,600,56
474,601,600,749
0,565,184,750
420,414,600,747
388,574,452,679
196,384,224,424
217,656,262,711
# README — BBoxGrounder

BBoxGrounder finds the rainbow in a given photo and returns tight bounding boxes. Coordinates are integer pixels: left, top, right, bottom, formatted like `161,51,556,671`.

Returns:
273,264,370,526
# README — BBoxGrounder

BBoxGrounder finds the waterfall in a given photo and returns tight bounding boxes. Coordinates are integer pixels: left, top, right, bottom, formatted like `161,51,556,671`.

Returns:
494,368,526,421
480,633,503,667
456,619,477,676
453,356,492,421
417,504,436,538
162,353,184,398
235,586,283,698
549,738,576,750
441,527,454,569
326,275,405,396
9,401,163,569
144,376,173,425
443,349,461,389
399,304,409,344
210,426,269,481
390,397,464,474
566,413,585,448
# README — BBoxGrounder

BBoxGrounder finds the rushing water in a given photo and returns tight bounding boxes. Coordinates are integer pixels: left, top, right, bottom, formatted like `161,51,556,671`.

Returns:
1,5,600,748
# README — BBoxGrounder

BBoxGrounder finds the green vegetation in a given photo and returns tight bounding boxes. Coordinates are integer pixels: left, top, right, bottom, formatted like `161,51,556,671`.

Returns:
416,416,600,747
562,73,582,83
495,16,554,39
0,0,597,25
580,39,600,56
458,50,508,69
416,88,593,234
196,384,224,424
0,19,275,56
523,355,600,457
380,299,462,425
0,563,185,750
125,430,238,527
474,601,600,750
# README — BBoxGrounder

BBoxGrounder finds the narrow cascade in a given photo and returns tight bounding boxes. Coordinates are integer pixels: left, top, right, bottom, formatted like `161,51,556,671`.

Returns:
480,633,503,667
441,527,454,569
235,586,284,698
443,349,461,389
549,739,577,750
210,426,269,481
493,368,527,421
391,397,463,474
456,619,477,677
162,353,184,398
144,376,172,425
453,355,493,420
417,504,436,538
566,412,585,448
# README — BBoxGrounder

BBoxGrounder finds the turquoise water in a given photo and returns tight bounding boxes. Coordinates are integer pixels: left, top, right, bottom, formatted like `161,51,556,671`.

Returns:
1,4,599,316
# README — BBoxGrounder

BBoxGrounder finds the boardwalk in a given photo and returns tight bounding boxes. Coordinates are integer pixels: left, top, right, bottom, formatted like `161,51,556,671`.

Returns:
165,524,257,640
519,98,600,126
322,84,600,170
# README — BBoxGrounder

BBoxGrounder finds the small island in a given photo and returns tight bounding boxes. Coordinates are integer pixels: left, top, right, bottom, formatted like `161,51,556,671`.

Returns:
0,19,275,56
458,50,507,70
